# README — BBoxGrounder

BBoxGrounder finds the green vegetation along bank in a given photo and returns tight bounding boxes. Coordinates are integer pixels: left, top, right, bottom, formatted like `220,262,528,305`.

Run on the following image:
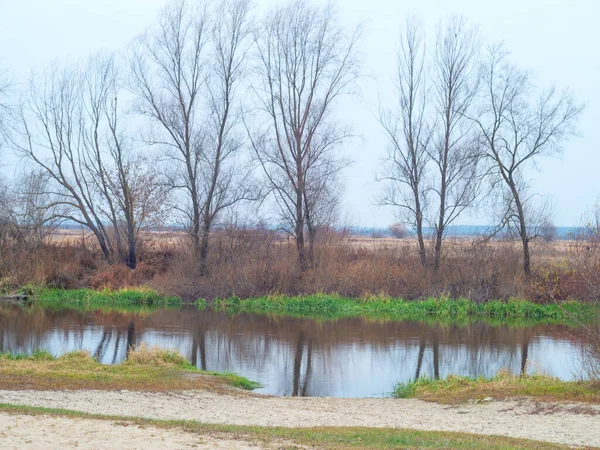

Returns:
20,288,600,325
210,293,599,324
34,287,182,307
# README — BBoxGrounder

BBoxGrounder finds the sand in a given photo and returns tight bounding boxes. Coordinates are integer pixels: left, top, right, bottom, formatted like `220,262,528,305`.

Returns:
1,390,600,448
0,412,267,449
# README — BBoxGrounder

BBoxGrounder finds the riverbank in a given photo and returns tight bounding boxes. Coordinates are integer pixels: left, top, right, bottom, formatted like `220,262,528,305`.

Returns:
393,372,600,404
0,347,258,392
23,287,600,324
34,287,182,307
212,293,599,324
1,390,598,448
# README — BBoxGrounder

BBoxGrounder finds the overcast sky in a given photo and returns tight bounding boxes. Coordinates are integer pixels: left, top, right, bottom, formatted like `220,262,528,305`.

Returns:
0,0,598,227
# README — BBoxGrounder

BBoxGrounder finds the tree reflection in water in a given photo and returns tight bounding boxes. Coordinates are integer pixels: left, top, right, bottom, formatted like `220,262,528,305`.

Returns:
0,304,586,397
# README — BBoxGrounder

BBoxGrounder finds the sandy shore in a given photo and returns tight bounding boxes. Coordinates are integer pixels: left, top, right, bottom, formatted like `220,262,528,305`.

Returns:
0,412,266,450
1,390,599,448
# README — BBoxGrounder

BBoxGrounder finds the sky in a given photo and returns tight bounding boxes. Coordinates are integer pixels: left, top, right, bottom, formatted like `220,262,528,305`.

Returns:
0,0,598,227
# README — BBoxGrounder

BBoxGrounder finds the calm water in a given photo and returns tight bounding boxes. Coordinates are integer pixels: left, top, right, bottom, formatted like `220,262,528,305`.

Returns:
0,304,589,397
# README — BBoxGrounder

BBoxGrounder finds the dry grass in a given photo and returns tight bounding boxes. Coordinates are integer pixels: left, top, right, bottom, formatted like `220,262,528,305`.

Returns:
393,370,600,404
1,226,597,303
0,346,258,392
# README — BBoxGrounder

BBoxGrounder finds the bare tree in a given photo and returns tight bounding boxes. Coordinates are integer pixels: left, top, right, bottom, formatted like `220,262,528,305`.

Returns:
0,65,10,145
14,55,166,267
14,63,116,260
378,18,430,267
430,17,481,270
1,170,63,250
96,56,169,269
130,0,208,264
472,46,582,275
249,0,360,271
199,0,257,274
303,161,342,265
379,17,480,270
130,0,254,274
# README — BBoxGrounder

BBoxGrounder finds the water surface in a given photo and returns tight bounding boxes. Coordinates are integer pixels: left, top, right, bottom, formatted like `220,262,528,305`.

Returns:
0,304,588,397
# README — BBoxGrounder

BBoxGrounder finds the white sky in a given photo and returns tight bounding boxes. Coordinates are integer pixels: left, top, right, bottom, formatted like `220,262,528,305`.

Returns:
0,0,598,227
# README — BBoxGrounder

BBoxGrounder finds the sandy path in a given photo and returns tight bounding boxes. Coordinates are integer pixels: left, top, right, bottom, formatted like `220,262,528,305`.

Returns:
1,390,599,448
0,412,263,450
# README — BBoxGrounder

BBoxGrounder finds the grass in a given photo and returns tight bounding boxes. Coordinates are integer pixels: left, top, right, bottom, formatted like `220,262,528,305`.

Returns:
211,293,599,325
0,403,570,450
0,345,259,392
393,371,600,404
33,287,183,309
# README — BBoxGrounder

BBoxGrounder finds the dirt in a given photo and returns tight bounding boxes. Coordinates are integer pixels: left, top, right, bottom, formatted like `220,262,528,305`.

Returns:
1,390,600,448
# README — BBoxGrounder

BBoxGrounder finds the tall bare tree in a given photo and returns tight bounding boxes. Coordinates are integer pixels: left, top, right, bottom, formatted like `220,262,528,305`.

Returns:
250,0,360,271
199,0,256,274
130,0,254,274
100,57,168,269
472,46,582,275
15,55,166,267
378,18,430,267
430,17,481,270
379,17,480,270
130,0,208,264
15,63,116,260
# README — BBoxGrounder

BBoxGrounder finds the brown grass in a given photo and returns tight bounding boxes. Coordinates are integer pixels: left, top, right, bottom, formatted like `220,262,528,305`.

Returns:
394,371,600,404
0,346,257,393
1,226,598,303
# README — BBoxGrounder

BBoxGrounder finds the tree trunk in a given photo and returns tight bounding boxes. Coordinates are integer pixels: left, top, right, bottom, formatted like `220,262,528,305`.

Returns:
434,225,443,271
415,209,427,268
127,226,137,270
510,181,531,276
434,162,448,272
296,187,307,272
521,234,531,276
199,220,210,276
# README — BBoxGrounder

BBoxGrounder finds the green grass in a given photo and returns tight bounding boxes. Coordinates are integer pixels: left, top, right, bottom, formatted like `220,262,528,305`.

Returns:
33,287,183,309
0,346,259,392
211,293,598,325
393,371,600,403
0,403,570,449
0,350,55,361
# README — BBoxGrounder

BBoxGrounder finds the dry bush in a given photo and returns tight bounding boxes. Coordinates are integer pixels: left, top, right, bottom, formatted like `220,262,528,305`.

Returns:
126,344,188,367
0,242,100,289
149,227,543,301
566,224,600,381
2,224,596,304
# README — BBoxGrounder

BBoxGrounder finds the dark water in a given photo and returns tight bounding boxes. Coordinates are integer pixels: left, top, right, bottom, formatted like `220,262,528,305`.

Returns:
0,304,589,397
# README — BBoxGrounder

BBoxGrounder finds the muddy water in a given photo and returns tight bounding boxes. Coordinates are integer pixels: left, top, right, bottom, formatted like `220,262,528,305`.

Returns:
0,304,589,397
